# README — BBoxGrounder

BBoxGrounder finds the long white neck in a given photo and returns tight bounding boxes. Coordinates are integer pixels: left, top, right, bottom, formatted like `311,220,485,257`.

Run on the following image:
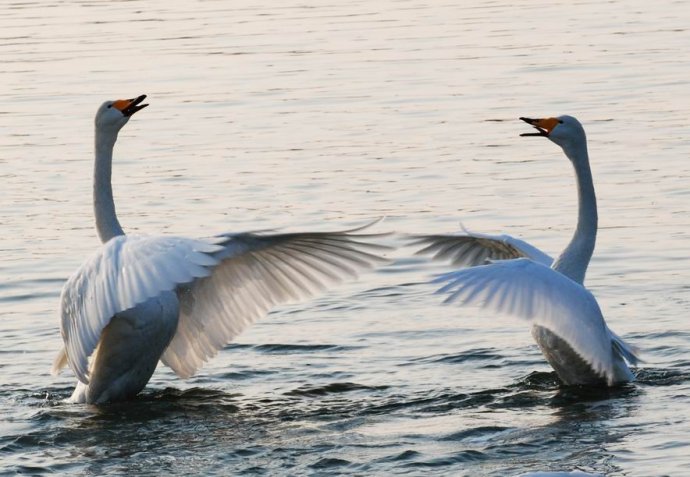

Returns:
94,127,125,243
552,141,597,284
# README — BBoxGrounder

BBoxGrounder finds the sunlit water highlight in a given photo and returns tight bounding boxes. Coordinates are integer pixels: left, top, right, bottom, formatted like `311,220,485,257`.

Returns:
1,1,689,475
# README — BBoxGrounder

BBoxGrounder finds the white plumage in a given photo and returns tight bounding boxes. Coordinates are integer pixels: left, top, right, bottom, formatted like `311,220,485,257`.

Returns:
414,115,639,386
53,95,388,403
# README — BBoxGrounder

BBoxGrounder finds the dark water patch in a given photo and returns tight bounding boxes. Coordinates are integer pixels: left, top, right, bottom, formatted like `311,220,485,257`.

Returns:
374,377,642,420
511,367,689,400
253,395,375,425
441,426,512,442
35,386,245,423
670,360,690,368
364,390,454,415
303,371,357,380
490,373,643,412
417,389,500,414
3,385,276,476
641,343,689,358
285,381,388,397
517,371,564,390
635,367,690,386
372,449,486,475
402,449,487,467
4,432,53,452
225,342,360,356
147,386,243,402
513,371,643,401
213,369,276,381
309,457,353,470
551,382,638,401
10,465,58,476
251,343,350,354
629,330,690,340
223,343,254,351
0,277,65,289
377,449,423,463
413,347,505,365
487,390,551,410
363,387,506,416
0,291,55,302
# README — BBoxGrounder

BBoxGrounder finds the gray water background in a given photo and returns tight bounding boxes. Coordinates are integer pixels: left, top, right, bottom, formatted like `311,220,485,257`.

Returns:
1,1,689,475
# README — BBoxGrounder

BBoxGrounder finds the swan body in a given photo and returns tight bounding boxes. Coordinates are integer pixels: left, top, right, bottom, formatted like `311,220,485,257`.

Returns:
415,115,638,386
53,95,388,403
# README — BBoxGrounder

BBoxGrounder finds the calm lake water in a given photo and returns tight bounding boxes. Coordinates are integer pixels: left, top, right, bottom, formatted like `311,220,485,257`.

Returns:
1,1,689,475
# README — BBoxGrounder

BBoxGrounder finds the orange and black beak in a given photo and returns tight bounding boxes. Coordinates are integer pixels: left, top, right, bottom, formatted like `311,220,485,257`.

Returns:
520,117,560,137
112,94,148,117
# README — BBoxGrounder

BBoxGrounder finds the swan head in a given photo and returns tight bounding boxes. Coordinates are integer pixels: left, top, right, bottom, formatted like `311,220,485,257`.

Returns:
95,94,148,132
519,115,587,158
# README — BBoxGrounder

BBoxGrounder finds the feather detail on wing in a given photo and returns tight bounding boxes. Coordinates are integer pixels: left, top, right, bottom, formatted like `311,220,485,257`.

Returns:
433,258,618,382
161,224,390,378
411,227,553,268
57,235,222,383
609,329,641,366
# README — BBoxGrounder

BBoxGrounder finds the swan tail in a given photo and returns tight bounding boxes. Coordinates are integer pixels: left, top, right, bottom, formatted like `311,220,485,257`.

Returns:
51,347,68,375
610,330,641,366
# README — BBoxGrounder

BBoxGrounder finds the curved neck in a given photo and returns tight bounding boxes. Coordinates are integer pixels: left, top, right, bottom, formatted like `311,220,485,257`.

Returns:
552,142,597,284
94,127,125,243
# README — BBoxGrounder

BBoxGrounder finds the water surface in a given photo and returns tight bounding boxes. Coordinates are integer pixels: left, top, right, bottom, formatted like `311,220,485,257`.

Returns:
1,1,689,475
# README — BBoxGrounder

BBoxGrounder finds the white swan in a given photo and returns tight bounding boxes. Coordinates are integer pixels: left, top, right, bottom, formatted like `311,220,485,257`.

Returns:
52,95,389,403
414,115,639,386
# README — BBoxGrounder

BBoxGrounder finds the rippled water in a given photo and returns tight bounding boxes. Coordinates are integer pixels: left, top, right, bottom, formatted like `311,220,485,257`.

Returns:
2,1,689,475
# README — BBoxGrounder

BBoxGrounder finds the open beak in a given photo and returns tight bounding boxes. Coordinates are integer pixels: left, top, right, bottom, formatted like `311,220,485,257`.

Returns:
112,94,148,117
520,117,559,137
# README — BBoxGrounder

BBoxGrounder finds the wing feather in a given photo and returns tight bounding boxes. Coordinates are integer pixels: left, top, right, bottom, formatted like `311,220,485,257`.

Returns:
57,235,221,383
433,258,618,381
161,226,390,378
412,228,553,268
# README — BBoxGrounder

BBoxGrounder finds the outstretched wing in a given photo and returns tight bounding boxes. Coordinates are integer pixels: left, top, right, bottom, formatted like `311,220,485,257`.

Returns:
161,224,390,378
412,228,553,267
433,258,618,382
56,235,222,383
